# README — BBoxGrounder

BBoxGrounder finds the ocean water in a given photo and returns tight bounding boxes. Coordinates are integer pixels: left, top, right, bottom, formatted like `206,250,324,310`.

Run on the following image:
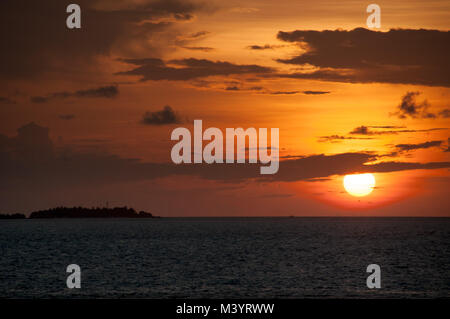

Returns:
0,218,449,298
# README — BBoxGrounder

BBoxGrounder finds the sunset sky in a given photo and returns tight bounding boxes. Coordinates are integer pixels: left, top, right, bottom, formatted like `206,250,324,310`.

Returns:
0,0,449,216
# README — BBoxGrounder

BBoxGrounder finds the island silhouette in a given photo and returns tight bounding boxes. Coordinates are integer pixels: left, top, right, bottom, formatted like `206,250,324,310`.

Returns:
0,206,158,219
0,213,26,219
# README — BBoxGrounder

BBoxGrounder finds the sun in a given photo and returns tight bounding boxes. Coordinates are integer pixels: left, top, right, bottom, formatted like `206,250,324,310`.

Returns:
343,173,376,197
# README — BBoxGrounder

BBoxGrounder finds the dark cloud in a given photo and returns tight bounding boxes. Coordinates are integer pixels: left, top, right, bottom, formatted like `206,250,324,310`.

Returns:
446,138,450,152
369,125,406,129
0,123,158,189
350,126,380,135
189,31,210,38
395,140,443,152
0,96,16,104
0,0,206,79
224,84,264,92
377,151,399,158
276,28,450,87
175,31,210,45
247,44,284,50
30,97,48,104
360,161,450,174
349,125,446,135
270,91,300,95
321,125,448,143
264,153,450,182
59,114,76,120
0,122,54,164
141,105,181,125
117,58,273,81
31,85,119,103
302,91,330,95
72,85,119,98
392,92,435,119
174,30,212,51
173,13,195,21
262,90,330,95
318,135,374,142
439,109,450,118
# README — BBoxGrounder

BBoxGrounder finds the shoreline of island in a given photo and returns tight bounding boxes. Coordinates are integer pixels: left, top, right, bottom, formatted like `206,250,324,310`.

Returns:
0,206,159,219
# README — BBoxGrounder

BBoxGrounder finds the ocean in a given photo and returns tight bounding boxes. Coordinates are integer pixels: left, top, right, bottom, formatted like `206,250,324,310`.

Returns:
0,218,449,298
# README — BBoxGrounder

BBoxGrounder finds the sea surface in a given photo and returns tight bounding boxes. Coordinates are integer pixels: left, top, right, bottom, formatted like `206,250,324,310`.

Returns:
0,218,449,298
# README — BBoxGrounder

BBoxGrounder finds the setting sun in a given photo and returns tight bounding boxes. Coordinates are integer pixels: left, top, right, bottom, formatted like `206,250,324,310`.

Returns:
343,173,376,197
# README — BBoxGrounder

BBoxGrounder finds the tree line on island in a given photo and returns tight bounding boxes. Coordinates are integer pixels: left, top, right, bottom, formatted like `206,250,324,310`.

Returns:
0,206,158,219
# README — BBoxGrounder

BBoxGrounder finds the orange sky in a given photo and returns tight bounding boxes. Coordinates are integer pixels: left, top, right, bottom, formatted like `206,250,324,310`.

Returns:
0,0,449,216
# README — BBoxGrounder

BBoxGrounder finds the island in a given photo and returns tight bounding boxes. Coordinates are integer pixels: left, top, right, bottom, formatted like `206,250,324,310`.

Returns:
0,206,158,219
0,213,26,219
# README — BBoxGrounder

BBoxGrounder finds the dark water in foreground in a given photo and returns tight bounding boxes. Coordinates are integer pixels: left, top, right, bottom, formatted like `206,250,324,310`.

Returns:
0,218,449,298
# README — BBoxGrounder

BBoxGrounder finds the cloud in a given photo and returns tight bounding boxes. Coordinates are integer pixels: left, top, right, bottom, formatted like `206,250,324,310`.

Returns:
270,91,300,95
302,90,330,95
224,85,265,92
276,28,450,87
0,122,54,164
175,30,212,49
349,125,446,135
71,86,119,98
318,135,374,142
263,90,330,95
439,109,450,118
173,12,195,21
188,31,210,38
321,125,448,143
59,114,76,120
0,0,206,79
225,86,240,91
392,92,435,119
0,97,16,104
141,105,181,125
117,58,273,82
446,138,450,152
395,140,443,152
350,126,382,135
263,153,450,182
247,44,284,50
361,161,450,174
31,85,119,103
368,125,406,129
175,31,210,43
